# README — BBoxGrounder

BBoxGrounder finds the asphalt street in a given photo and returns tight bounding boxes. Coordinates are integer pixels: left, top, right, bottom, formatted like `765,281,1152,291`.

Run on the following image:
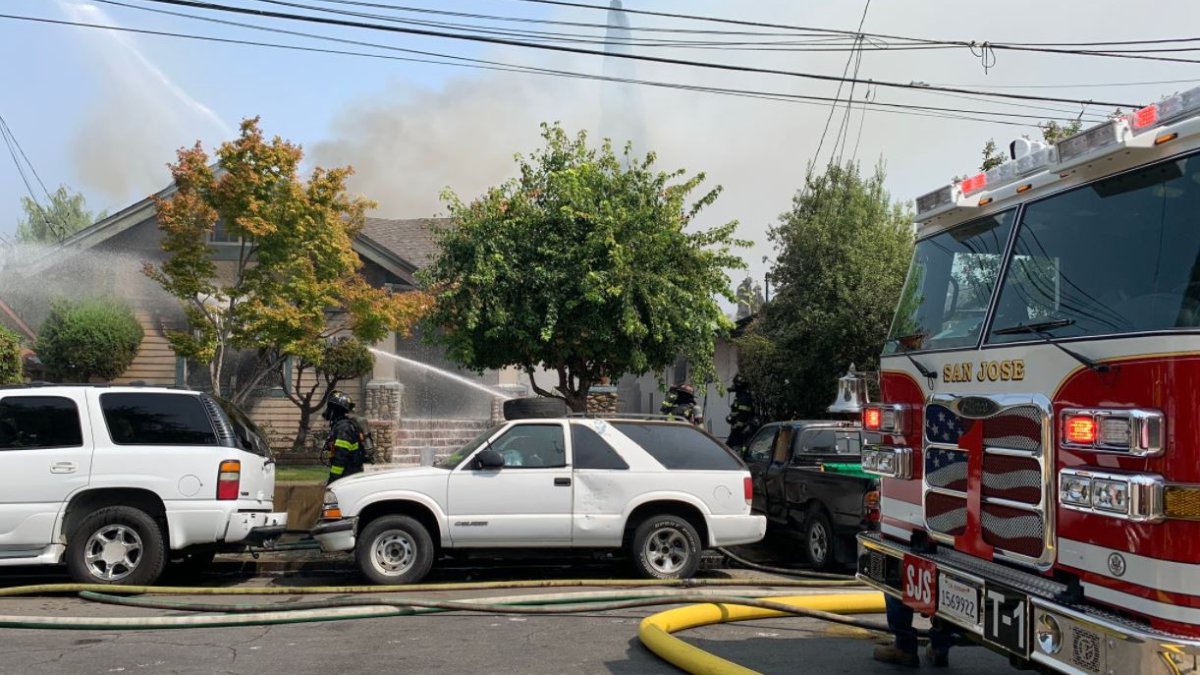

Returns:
0,556,1017,675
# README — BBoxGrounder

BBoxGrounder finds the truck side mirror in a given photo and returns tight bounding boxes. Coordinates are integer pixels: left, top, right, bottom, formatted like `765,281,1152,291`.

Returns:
475,448,504,470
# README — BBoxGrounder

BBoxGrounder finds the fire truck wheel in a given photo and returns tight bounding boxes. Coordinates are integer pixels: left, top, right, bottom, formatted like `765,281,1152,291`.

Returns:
800,509,835,571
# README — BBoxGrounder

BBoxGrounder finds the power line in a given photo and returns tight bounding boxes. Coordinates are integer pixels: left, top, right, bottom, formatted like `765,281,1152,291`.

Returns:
0,115,66,242
73,4,1100,126
499,0,1200,63
128,0,1145,108
0,12,1060,131
501,0,1200,50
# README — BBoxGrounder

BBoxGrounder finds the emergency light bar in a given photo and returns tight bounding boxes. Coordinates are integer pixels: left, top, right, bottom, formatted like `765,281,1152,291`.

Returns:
1056,120,1121,167
1129,86,1200,133
912,82,1200,223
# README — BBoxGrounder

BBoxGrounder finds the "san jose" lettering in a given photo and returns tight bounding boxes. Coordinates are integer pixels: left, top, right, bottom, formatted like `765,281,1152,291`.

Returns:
941,359,1025,383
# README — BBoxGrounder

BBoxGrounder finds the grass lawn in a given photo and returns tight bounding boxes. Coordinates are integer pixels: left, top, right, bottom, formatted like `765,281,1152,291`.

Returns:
275,465,328,482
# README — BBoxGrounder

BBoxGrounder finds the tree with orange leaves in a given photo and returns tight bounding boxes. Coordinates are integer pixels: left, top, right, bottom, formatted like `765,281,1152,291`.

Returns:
146,118,429,416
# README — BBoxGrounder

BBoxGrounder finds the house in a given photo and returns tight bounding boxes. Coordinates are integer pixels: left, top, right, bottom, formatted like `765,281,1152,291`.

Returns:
2,179,507,464
2,178,751,461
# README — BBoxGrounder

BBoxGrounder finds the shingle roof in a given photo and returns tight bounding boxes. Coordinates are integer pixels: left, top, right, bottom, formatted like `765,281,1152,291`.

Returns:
360,218,447,270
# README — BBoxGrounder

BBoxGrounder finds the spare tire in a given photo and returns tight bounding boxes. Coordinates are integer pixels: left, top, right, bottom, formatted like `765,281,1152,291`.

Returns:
503,397,569,420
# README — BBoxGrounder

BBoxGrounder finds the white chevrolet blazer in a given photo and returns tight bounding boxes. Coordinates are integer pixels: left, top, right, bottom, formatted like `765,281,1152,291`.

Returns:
314,416,766,584
0,384,287,585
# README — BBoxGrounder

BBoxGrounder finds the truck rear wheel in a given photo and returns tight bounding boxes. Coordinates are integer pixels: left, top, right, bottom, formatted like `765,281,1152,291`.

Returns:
356,515,435,585
800,509,835,571
66,506,167,586
630,515,701,580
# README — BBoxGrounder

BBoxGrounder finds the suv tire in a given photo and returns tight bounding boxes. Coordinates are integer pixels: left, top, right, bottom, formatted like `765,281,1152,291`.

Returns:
502,397,568,420
630,515,701,580
800,509,835,571
356,515,435,585
66,506,167,586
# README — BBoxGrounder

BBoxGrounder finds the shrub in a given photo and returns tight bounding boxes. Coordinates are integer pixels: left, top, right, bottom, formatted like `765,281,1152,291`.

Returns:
0,326,21,384
36,298,144,382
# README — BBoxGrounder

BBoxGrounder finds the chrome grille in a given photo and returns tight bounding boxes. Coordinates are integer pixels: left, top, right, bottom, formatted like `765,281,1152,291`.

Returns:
924,396,1052,568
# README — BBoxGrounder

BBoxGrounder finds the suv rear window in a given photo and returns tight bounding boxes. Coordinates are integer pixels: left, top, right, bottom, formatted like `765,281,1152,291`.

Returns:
571,424,629,470
100,393,218,446
0,396,83,450
612,422,742,471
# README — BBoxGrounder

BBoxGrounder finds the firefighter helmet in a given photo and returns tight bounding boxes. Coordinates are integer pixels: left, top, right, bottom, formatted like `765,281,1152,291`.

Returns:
323,390,355,420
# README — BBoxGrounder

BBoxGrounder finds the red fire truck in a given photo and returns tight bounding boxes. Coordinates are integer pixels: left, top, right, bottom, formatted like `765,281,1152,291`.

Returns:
857,86,1200,674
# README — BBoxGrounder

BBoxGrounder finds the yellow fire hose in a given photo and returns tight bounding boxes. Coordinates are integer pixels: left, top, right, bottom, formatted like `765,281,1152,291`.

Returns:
638,592,886,675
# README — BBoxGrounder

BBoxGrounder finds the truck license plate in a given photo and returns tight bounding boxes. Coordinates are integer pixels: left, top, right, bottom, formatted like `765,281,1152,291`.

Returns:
938,574,980,627
901,554,938,614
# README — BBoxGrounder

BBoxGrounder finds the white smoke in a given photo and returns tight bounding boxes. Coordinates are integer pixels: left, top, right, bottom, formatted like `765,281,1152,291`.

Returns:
309,0,1200,292
60,1,230,201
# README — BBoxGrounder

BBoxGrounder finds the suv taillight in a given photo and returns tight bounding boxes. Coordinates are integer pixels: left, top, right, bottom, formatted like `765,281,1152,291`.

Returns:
744,476,753,505
217,460,241,500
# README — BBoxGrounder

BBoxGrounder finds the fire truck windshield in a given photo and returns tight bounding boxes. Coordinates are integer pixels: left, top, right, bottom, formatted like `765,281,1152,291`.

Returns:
888,152,1200,354
987,153,1200,343
884,209,1016,353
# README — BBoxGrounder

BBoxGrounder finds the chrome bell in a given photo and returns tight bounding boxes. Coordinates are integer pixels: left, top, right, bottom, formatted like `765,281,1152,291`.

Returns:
828,364,869,414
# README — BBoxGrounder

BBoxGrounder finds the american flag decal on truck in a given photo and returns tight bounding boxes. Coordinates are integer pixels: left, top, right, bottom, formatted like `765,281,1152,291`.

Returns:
924,400,1048,563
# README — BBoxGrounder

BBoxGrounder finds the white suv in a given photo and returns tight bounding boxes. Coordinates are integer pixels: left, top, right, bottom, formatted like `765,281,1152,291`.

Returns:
0,384,287,585
313,416,766,584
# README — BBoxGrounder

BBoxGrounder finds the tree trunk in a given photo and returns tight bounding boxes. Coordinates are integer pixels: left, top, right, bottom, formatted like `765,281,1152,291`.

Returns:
293,405,315,452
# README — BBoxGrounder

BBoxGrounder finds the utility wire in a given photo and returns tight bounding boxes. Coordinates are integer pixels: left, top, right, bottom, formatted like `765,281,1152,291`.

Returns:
128,0,1145,108
70,4,1097,126
0,14,971,128
503,0,1200,57
0,116,66,242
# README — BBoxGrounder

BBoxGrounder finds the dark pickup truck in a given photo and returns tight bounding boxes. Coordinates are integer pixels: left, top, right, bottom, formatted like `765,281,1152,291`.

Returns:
743,421,879,570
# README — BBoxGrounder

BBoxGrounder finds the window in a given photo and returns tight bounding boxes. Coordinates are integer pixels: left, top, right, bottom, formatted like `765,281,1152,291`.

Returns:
745,428,778,464
490,424,566,468
100,393,218,446
209,219,241,244
793,429,862,463
438,424,504,469
988,153,1200,342
215,397,272,458
613,422,743,471
885,210,1017,353
0,396,83,450
571,425,628,470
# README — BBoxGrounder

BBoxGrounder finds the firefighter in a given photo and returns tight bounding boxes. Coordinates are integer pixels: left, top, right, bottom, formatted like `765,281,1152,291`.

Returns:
724,373,759,450
323,390,364,484
660,383,701,424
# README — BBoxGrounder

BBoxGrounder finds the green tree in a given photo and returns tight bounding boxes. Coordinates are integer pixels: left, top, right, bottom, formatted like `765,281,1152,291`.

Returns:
35,298,143,382
16,186,106,244
423,123,747,412
284,336,375,451
739,162,914,420
0,326,22,384
146,117,429,405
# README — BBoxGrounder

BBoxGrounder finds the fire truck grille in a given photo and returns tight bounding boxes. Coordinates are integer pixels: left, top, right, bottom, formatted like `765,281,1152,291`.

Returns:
924,447,968,492
982,454,1042,504
981,503,1045,558
925,492,967,537
982,406,1043,452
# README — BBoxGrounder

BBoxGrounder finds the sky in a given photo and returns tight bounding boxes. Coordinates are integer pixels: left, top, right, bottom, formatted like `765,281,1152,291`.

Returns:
2,0,1199,291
